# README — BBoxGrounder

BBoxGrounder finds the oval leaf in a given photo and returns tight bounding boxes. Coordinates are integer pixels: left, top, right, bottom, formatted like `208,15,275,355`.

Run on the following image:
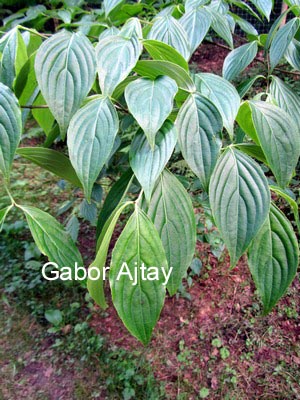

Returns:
130,121,177,201
223,42,258,81
19,205,83,273
147,170,196,295
125,76,177,148
180,8,211,54
248,101,300,188
269,18,300,71
109,205,168,345
248,204,299,313
96,34,142,96
35,30,96,137
285,38,300,70
0,82,22,180
143,39,189,71
209,148,270,266
195,73,240,137
270,76,300,131
148,16,191,60
134,60,195,92
176,93,222,190
67,96,119,201
17,147,82,187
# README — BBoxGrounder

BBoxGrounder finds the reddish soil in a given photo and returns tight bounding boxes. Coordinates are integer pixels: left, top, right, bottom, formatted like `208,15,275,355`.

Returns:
89,237,300,399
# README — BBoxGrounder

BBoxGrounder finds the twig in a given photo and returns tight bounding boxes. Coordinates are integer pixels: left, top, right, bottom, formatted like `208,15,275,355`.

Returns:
274,68,300,77
21,105,49,109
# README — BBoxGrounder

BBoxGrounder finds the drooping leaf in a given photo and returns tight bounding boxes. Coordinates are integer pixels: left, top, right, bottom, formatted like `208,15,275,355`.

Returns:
270,75,300,130
223,42,258,81
143,39,188,71
0,205,13,231
103,0,124,16
148,16,190,60
180,8,211,54
110,205,168,345
185,0,210,12
35,30,96,137
147,170,196,295
88,201,133,309
208,9,233,48
67,96,119,201
19,205,83,275
96,34,142,96
239,101,300,188
231,14,258,36
130,121,177,201
270,185,300,233
236,75,265,98
0,28,27,88
16,147,82,187
209,148,270,266
249,0,272,20
176,93,222,190
269,18,300,71
236,143,267,164
125,76,177,148
134,60,195,92
0,82,22,180
96,169,134,240
194,73,240,137
248,204,299,313
285,39,300,70
32,93,55,136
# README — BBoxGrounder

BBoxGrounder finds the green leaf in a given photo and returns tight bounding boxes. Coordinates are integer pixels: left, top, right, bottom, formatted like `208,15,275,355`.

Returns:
99,27,120,40
67,96,119,201
0,28,27,89
0,82,22,180
269,185,300,233
236,75,265,98
96,34,142,96
285,39,300,70
209,148,270,266
16,147,82,187
195,73,240,138
231,13,258,36
35,30,96,137
119,17,143,39
134,60,195,92
223,42,258,81
103,0,124,16
110,205,168,345
45,309,63,326
14,52,37,103
32,93,55,136
236,143,267,164
0,205,13,231
246,101,300,187
249,0,272,20
208,9,233,49
130,121,177,202
270,75,300,130
176,93,222,190
180,8,211,54
125,76,177,148
96,169,133,240
88,201,133,309
148,16,190,60
269,18,300,71
185,0,210,12
248,204,299,313
147,170,196,295
19,205,83,275
143,39,189,71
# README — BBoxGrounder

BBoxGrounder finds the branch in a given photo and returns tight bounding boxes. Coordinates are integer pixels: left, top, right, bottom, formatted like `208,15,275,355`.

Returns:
273,68,300,77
